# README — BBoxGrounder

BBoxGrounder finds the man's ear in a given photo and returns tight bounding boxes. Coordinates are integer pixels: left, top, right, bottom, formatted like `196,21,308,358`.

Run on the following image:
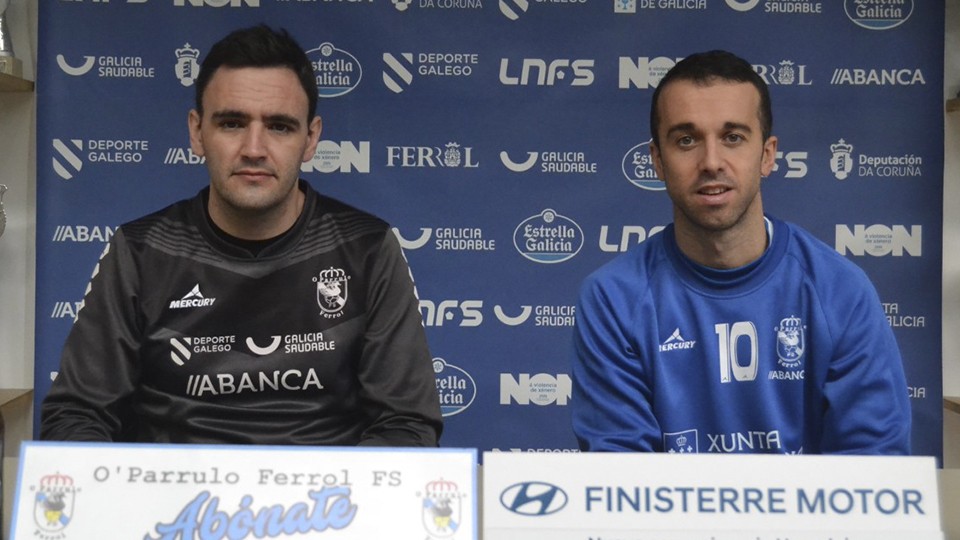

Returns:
760,135,778,177
188,109,205,157
650,141,664,180
302,115,323,162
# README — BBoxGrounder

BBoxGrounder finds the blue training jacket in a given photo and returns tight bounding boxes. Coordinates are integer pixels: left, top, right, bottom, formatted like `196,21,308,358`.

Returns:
572,215,911,455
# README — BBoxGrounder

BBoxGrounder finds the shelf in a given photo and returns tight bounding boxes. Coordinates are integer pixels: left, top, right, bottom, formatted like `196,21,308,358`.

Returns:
0,389,31,408
948,98,960,113
0,72,33,92
947,396,960,415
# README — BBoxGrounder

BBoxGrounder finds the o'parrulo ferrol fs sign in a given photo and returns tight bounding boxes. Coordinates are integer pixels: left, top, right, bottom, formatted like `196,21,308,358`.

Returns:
12,442,476,540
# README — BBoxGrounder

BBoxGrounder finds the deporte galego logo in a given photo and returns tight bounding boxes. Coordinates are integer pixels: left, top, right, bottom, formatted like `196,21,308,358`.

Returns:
499,481,568,516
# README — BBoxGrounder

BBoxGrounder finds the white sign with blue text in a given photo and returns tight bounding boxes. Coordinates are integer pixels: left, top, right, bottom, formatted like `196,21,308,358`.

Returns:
12,441,476,540
482,452,942,540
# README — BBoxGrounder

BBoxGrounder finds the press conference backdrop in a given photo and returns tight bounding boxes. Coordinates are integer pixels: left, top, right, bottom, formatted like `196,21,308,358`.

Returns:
35,0,943,461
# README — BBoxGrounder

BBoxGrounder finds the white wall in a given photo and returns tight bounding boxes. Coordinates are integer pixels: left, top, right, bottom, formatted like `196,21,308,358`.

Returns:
942,0,960,468
0,0,36,391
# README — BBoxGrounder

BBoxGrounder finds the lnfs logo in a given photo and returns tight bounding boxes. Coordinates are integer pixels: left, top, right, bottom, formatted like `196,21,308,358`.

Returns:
499,57,594,87
499,482,568,516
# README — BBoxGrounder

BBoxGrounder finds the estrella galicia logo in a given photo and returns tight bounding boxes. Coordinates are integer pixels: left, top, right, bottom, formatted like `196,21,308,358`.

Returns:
433,358,477,417
845,0,913,30
622,140,665,191
499,482,568,516
32,472,77,536
307,43,362,98
513,209,583,264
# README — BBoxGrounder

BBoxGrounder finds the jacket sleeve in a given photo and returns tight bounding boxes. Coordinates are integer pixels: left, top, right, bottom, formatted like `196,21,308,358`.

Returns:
819,275,911,455
40,230,143,442
571,271,662,452
354,231,443,447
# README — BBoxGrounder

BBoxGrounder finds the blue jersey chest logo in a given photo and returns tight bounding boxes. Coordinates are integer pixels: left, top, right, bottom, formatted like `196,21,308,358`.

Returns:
775,315,805,368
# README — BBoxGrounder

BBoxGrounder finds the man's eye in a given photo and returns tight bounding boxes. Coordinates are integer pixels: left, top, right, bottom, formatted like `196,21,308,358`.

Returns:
677,136,694,146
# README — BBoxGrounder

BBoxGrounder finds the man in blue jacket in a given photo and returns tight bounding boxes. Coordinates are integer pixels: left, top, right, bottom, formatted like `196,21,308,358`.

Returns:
571,50,910,455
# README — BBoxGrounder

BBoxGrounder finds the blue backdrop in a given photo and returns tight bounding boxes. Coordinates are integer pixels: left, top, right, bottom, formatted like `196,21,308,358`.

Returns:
35,0,944,461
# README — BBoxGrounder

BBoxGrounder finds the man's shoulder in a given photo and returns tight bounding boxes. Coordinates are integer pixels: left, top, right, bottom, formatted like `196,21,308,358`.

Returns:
302,185,392,245
302,181,383,221
116,191,201,245
582,229,668,292
778,218,862,271
775,217,875,294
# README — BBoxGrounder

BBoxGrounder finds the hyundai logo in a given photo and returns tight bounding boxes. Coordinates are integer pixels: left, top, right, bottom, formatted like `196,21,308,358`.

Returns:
499,481,568,516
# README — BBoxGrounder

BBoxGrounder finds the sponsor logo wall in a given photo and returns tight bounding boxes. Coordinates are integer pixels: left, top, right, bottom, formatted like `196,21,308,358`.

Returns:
37,0,944,461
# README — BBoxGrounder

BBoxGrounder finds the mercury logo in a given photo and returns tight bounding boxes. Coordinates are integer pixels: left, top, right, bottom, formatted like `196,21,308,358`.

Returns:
169,284,216,309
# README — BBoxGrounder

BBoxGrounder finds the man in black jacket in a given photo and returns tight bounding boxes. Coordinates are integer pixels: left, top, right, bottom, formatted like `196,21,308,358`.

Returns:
40,25,442,446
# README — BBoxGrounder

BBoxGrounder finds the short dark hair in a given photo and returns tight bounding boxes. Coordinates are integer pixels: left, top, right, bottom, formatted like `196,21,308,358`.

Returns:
194,25,318,121
649,50,772,147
